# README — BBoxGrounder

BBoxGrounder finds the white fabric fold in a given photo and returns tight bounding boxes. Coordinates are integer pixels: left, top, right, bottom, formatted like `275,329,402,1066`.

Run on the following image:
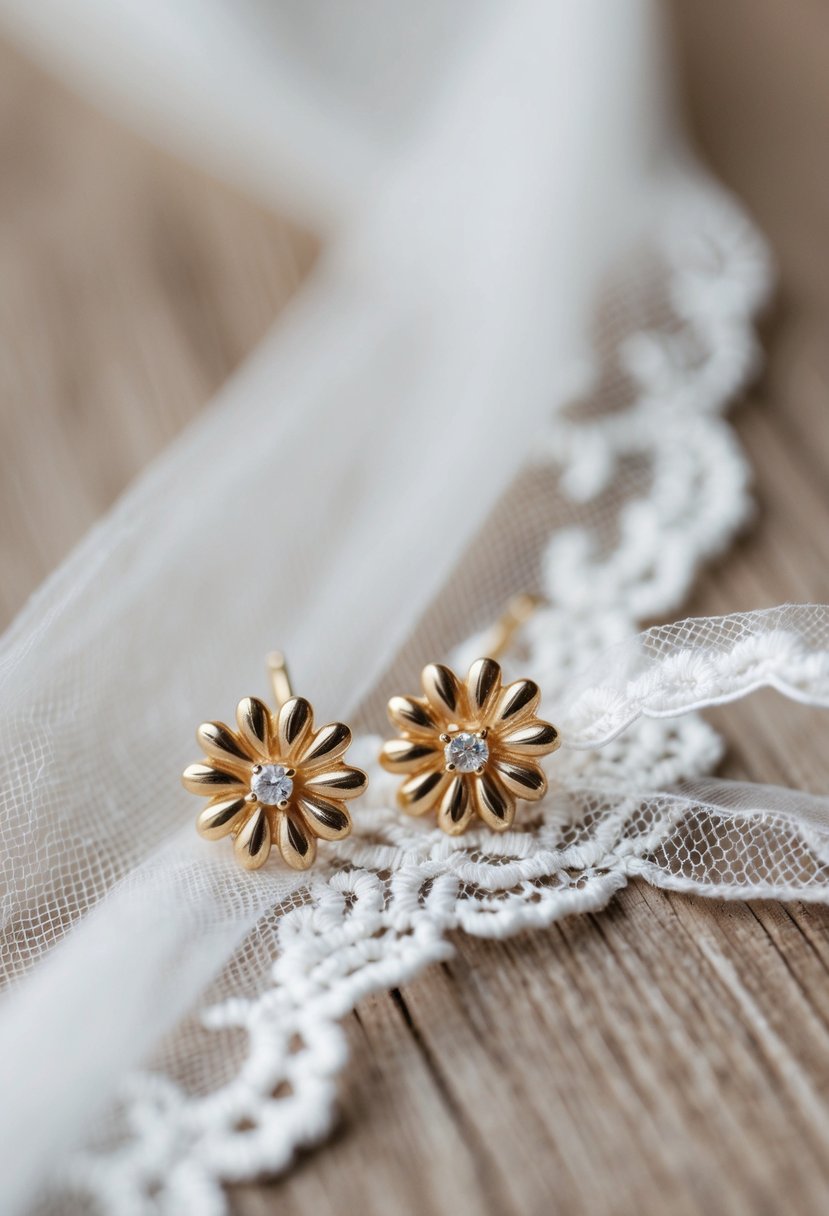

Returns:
0,834,308,1216
0,3,821,1213
0,4,676,1208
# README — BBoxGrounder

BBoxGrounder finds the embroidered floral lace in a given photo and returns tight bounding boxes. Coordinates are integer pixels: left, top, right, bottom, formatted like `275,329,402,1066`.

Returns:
1,6,828,1216
5,173,823,1216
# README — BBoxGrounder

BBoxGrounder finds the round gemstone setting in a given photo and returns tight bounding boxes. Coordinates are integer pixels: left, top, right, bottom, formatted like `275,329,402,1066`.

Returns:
444,731,489,774
251,763,293,806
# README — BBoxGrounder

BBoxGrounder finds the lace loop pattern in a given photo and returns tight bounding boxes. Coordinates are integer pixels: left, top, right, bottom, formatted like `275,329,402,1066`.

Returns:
54,180,829,1216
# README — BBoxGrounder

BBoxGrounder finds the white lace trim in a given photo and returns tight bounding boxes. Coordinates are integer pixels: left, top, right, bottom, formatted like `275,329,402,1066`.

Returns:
61,178,799,1215
562,605,829,747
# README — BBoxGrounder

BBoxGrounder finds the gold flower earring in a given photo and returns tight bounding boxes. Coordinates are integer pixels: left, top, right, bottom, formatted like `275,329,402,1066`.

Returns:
379,597,560,835
183,652,367,871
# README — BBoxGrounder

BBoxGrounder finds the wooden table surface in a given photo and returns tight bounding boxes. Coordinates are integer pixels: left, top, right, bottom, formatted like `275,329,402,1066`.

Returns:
2,5,829,1213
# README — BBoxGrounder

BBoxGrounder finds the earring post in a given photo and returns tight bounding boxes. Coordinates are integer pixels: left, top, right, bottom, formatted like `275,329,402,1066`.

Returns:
267,651,294,707
485,593,544,660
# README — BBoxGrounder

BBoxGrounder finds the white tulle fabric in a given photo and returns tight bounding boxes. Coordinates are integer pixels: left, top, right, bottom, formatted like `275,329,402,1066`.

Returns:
0,3,827,1215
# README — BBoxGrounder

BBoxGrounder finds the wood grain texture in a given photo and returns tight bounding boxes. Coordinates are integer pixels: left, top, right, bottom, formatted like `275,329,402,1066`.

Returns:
0,41,316,627
1,6,829,1214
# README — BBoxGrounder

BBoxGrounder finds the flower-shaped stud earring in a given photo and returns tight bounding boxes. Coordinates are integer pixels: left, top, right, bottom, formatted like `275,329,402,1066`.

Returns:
380,650,560,835
183,653,367,870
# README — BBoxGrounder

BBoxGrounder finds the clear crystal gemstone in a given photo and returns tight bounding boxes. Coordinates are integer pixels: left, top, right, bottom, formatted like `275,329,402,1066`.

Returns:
444,731,489,774
251,763,293,806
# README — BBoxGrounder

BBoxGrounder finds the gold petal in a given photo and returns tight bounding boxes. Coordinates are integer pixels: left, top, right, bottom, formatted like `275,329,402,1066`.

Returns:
235,697,272,759
278,811,317,870
233,806,271,870
466,657,502,720
494,679,541,728
182,763,247,798
297,795,352,841
276,696,314,760
303,766,368,800
379,739,440,774
397,768,450,816
472,772,516,831
196,795,249,840
387,695,438,739
299,722,351,769
436,775,473,836
421,664,464,721
500,720,560,756
196,721,254,776
493,758,547,802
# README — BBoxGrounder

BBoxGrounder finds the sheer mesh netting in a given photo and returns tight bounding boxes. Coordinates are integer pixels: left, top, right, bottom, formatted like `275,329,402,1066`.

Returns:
1,6,829,1215
4,171,826,1216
